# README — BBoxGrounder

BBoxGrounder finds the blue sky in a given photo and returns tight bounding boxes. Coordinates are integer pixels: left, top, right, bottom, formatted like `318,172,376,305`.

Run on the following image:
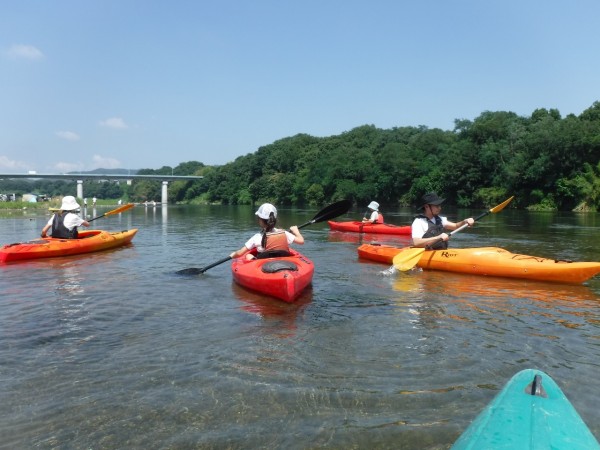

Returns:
1,0,599,174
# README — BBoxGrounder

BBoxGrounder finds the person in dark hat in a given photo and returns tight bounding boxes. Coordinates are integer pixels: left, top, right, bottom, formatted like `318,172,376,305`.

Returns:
411,192,474,249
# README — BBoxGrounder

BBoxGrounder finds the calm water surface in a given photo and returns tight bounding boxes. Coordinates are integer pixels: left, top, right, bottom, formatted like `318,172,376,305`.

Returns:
1,205,599,449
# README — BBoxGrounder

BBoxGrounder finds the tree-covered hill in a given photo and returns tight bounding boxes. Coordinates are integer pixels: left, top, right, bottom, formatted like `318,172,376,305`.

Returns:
176,101,600,211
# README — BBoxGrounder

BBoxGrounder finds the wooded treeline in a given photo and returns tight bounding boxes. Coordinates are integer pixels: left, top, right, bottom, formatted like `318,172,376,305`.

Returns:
3,102,600,211
168,101,600,211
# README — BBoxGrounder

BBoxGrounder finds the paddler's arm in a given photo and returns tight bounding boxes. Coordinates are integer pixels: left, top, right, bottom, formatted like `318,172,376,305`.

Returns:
230,246,250,259
445,217,474,231
412,233,449,248
41,223,51,238
41,215,54,238
289,225,304,245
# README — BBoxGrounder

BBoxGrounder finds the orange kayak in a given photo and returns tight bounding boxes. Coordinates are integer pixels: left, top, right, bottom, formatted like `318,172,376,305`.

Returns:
231,249,314,302
0,229,138,263
328,221,411,235
357,243,600,284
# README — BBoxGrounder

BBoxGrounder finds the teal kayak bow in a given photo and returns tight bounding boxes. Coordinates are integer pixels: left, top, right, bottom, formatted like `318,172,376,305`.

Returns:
452,369,600,449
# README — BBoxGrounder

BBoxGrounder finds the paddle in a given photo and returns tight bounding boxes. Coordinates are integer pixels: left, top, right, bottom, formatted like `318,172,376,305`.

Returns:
176,199,352,275
392,196,514,272
88,203,135,222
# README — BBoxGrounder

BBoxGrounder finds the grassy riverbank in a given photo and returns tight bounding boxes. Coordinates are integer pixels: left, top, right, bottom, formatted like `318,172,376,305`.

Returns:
0,198,120,211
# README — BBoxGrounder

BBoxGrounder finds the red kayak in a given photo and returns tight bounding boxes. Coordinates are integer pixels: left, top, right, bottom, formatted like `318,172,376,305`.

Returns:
328,221,411,235
231,249,314,302
0,229,138,263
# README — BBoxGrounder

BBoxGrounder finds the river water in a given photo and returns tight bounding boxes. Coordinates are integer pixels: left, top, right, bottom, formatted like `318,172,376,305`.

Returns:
1,204,599,449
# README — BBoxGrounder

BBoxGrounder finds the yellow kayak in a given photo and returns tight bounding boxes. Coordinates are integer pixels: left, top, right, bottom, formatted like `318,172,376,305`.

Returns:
357,244,600,284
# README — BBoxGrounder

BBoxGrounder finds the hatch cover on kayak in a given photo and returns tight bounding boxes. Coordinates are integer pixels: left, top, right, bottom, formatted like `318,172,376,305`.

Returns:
262,260,298,273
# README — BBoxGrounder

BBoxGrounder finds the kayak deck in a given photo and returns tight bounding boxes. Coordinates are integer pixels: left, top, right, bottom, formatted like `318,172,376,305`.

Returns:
0,229,138,263
357,244,600,284
328,220,411,235
452,369,600,449
231,250,314,302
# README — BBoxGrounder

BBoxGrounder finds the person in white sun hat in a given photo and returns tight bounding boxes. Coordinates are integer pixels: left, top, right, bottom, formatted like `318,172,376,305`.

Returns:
41,196,90,239
362,200,383,224
229,203,304,260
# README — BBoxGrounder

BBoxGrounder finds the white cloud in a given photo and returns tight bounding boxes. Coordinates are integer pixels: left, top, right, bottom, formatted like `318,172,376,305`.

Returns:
55,131,80,141
54,162,84,173
99,117,128,129
92,154,121,169
7,44,44,60
0,155,29,171
53,155,122,172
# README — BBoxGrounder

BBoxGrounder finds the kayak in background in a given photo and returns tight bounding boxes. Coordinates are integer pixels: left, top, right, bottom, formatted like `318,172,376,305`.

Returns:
328,221,411,235
452,368,600,449
0,229,138,263
231,249,314,302
357,244,600,284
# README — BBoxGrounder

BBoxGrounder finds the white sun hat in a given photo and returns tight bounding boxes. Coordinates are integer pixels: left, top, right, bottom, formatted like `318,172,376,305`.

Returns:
255,203,277,220
367,201,379,211
60,195,81,211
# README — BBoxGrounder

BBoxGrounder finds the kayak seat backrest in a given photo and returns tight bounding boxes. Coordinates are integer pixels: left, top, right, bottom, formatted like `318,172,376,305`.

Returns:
257,250,292,259
262,261,299,273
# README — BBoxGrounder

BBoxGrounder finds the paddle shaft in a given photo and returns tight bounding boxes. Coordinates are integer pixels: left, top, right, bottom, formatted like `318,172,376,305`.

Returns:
197,256,232,274
429,196,514,247
88,203,135,222
442,210,489,241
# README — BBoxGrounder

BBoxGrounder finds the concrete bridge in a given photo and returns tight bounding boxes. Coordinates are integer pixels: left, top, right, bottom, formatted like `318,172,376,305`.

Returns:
0,173,203,204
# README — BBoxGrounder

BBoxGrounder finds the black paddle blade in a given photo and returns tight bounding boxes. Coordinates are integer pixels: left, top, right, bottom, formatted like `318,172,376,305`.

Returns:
176,267,204,275
299,199,352,229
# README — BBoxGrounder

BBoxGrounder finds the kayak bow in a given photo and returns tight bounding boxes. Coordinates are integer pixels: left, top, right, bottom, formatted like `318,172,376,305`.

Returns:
452,369,600,449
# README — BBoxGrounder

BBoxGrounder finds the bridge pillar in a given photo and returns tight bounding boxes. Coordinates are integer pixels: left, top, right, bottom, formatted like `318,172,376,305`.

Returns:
161,181,168,204
77,180,83,199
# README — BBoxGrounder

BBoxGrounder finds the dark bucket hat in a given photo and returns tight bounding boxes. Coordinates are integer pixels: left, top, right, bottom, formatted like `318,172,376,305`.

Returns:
419,192,445,209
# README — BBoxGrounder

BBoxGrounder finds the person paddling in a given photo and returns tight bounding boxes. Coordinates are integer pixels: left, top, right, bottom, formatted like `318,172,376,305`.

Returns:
411,192,474,249
229,203,304,260
41,196,90,239
362,201,383,224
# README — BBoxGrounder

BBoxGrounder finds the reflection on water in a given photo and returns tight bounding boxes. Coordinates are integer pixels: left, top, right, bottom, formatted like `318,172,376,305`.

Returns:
392,270,600,330
231,282,312,338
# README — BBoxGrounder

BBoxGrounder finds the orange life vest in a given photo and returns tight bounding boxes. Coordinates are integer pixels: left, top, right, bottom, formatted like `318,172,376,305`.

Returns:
264,230,290,252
